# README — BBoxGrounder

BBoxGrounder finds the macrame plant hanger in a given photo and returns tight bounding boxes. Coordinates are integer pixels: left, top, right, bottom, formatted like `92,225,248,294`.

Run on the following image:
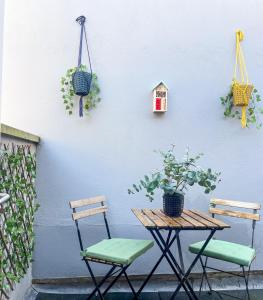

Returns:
72,15,93,117
232,30,253,128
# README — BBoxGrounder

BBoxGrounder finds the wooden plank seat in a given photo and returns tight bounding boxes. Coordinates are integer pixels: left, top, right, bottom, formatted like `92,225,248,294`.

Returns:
84,256,123,267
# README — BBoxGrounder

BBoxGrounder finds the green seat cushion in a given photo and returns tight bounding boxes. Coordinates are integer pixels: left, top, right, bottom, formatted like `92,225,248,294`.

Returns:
189,239,255,267
81,238,154,265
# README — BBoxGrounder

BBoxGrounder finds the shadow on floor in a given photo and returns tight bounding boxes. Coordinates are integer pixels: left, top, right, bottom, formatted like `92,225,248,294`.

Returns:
35,290,263,300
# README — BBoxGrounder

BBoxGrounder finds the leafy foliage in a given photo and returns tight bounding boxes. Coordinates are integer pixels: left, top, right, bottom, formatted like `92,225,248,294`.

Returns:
128,146,221,201
60,65,101,115
0,145,39,298
220,87,263,129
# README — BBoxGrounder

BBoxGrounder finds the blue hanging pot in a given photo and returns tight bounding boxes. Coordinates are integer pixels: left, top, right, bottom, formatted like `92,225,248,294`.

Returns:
72,71,92,96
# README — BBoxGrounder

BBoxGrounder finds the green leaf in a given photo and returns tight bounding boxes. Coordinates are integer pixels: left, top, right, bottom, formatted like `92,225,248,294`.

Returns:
132,184,139,192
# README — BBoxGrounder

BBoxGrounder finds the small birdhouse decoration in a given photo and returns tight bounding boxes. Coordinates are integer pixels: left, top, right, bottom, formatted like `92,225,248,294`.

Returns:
152,82,168,112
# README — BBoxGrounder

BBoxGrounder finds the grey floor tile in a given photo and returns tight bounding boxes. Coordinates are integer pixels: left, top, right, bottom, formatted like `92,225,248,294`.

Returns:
36,292,159,300
36,294,91,300
34,290,263,300
159,292,189,300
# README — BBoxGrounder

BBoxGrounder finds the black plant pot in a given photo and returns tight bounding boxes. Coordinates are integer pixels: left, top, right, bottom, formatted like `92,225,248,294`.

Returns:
72,71,92,96
163,192,184,217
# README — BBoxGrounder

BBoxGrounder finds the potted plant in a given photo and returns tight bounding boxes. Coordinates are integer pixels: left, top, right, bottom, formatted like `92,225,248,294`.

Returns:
220,87,263,129
60,65,101,116
220,30,263,128
128,146,221,217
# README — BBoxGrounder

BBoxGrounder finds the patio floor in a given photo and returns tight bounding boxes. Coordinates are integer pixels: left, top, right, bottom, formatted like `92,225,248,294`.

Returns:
35,290,263,300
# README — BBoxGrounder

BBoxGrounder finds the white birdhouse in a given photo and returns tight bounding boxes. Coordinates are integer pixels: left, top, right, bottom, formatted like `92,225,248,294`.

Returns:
152,82,168,112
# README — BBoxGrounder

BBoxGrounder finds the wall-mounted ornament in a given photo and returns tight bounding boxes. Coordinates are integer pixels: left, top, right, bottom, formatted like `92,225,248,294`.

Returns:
220,30,263,128
152,82,168,112
60,16,101,117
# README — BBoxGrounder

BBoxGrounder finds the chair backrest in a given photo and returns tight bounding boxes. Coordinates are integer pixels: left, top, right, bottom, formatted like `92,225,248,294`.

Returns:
210,198,261,247
69,195,111,251
70,195,108,221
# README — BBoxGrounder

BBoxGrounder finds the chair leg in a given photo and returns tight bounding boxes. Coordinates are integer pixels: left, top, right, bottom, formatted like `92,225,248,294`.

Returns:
85,263,116,300
200,257,213,295
123,269,139,300
84,260,104,300
198,257,205,296
86,265,132,300
242,266,251,300
102,265,129,297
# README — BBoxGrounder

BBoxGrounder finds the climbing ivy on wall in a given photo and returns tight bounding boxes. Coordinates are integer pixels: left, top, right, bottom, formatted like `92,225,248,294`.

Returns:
0,144,39,299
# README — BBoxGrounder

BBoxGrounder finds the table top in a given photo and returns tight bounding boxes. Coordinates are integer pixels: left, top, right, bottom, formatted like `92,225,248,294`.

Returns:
132,208,230,230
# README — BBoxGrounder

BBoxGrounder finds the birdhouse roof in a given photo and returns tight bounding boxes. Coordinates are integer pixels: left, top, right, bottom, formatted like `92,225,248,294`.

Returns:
152,81,168,91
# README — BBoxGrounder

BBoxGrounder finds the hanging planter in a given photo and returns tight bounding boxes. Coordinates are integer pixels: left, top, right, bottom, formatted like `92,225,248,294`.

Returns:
220,30,263,128
60,16,100,117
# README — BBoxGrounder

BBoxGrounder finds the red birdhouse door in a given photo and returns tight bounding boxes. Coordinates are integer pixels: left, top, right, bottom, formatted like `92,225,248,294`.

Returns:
155,98,161,111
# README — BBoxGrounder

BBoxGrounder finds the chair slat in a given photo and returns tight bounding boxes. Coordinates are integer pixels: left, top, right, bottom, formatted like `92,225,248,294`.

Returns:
211,198,261,210
70,195,106,209
209,207,260,221
72,206,107,221
84,256,122,266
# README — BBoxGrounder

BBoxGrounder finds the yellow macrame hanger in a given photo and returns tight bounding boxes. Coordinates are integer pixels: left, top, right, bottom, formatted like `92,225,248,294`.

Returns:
233,30,250,128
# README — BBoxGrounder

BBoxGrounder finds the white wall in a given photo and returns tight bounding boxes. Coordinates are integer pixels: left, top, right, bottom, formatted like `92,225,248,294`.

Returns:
2,0,263,279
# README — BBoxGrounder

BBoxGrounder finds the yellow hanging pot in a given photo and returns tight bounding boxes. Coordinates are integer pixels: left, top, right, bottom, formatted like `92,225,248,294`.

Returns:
232,30,253,128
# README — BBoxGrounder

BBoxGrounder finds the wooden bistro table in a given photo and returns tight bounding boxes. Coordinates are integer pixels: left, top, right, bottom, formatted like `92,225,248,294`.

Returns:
132,208,230,300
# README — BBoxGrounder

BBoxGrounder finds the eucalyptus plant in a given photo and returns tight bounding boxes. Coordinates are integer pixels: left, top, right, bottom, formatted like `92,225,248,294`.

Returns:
60,65,101,115
220,87,263,129
128,146,221,201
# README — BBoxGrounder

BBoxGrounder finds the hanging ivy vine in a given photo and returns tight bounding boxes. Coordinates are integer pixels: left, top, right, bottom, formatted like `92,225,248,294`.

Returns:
220,86,263,129
0,144,39,299
60,65,101,115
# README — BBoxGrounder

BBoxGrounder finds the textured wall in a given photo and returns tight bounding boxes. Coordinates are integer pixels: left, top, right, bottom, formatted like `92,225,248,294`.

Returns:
1,0,263,279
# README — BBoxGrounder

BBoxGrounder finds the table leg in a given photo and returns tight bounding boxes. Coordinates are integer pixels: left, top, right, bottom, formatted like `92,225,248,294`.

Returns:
151,229,197,300
177,232,185,274
169,229,217,300
154,230,198,300
137,230,176,296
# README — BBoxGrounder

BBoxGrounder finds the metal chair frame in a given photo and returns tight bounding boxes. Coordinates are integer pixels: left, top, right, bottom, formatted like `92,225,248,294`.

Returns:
70,196,139,300
198,198,261,300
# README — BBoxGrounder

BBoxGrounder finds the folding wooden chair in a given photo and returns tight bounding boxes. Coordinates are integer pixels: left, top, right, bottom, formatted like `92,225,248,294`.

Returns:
70,195,154,300
189,198,261,300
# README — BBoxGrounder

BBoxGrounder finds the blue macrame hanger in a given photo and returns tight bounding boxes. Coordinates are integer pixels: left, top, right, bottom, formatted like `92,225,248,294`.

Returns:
75,16,93,117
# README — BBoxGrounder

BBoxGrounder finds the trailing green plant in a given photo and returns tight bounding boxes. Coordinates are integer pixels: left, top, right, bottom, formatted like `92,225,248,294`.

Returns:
220,87,263,129
60,65,101,115
128,146,221,201
0,145,39,297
